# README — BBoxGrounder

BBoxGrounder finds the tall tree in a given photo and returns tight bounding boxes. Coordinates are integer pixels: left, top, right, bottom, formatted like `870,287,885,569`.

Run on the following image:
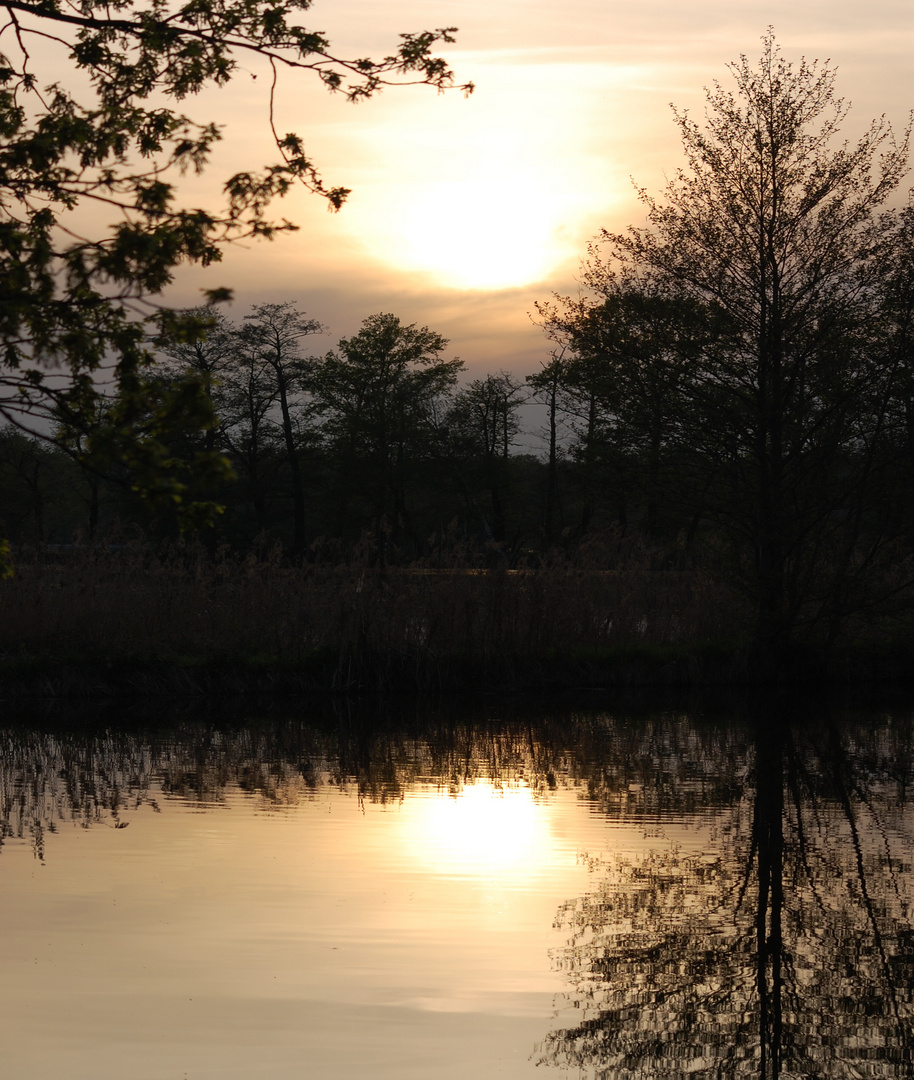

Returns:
312,313,463,557
526,353,569,546
582,33,913,661
157,311,237,454
870,203,914,546
238,303,323,553
446,372,526,544
212,341,285,538
538,288,708,540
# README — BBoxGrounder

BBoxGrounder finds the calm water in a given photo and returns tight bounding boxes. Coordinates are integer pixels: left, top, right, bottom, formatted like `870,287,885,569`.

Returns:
1,699,912,1079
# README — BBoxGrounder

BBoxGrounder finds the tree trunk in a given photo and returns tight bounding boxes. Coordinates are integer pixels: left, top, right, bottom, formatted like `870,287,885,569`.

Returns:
276,367,306,557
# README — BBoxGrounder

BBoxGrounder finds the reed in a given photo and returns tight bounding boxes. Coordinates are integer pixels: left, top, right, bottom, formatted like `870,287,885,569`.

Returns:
0,538,750,693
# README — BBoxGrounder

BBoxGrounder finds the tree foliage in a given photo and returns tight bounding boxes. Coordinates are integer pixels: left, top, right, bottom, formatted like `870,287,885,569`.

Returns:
156,301,323,540
0,0,469,519
237,302,323,552
444,371,527,545
310,312,463,548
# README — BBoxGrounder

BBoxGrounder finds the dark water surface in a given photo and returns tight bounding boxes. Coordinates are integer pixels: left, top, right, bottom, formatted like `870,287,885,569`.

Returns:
1,697,912,1079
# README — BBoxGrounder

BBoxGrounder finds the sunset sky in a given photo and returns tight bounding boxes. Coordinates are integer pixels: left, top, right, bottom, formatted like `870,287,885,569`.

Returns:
169,0,914,378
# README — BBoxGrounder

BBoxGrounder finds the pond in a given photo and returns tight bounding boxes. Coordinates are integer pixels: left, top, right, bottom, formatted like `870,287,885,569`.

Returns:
1,697,912,1079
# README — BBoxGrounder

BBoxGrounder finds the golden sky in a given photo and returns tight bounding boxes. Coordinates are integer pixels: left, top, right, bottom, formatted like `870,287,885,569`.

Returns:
169,0,914,377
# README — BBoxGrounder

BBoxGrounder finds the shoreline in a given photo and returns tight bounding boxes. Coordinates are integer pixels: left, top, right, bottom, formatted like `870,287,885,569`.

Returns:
2,642,912,698
3,555,912,698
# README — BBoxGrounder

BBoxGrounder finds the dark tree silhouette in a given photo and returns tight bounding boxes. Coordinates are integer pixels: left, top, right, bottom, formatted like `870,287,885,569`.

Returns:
552,32,914,658
311,313,463,556
239,303,324,554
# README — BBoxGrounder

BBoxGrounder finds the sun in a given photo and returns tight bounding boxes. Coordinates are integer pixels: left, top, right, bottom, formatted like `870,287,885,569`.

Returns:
335,61,605,292
393,177,566,290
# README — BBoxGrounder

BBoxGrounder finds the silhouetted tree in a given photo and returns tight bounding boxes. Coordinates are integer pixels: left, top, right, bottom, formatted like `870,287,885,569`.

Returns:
238,304,325,554
157,311,237,454
539,288,708,540
566,33,914,660
0,429,85,545
311,313,463,557
527,353,568,545
445,372,527,543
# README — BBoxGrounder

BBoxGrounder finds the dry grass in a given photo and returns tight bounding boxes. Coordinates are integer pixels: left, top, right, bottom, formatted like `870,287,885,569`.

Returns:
0,540,747,692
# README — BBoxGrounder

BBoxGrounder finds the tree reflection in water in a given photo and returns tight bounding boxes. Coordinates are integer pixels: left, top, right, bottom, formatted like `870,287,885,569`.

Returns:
0,701,592,858
537,713,914,1079
2,700,913,1077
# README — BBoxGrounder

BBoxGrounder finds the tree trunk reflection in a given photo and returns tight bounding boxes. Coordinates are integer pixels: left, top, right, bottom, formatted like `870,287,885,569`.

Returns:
539,715,914,1079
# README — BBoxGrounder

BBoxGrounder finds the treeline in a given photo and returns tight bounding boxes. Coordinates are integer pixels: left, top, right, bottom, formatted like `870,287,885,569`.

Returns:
3,275,914,669
0,304,631,565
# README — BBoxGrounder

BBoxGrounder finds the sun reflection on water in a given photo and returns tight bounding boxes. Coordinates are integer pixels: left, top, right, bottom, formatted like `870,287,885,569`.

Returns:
407,781,550,877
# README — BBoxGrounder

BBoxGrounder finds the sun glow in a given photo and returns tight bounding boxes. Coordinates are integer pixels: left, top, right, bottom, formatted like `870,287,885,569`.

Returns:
393,178,564,290
408,781,550,876
333,56,636,293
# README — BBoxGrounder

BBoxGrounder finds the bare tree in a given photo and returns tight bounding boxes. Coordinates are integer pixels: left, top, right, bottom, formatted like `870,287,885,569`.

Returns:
239,304,325,555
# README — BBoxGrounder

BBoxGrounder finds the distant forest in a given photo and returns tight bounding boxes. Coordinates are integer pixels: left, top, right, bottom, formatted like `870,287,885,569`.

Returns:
0,304,582,562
